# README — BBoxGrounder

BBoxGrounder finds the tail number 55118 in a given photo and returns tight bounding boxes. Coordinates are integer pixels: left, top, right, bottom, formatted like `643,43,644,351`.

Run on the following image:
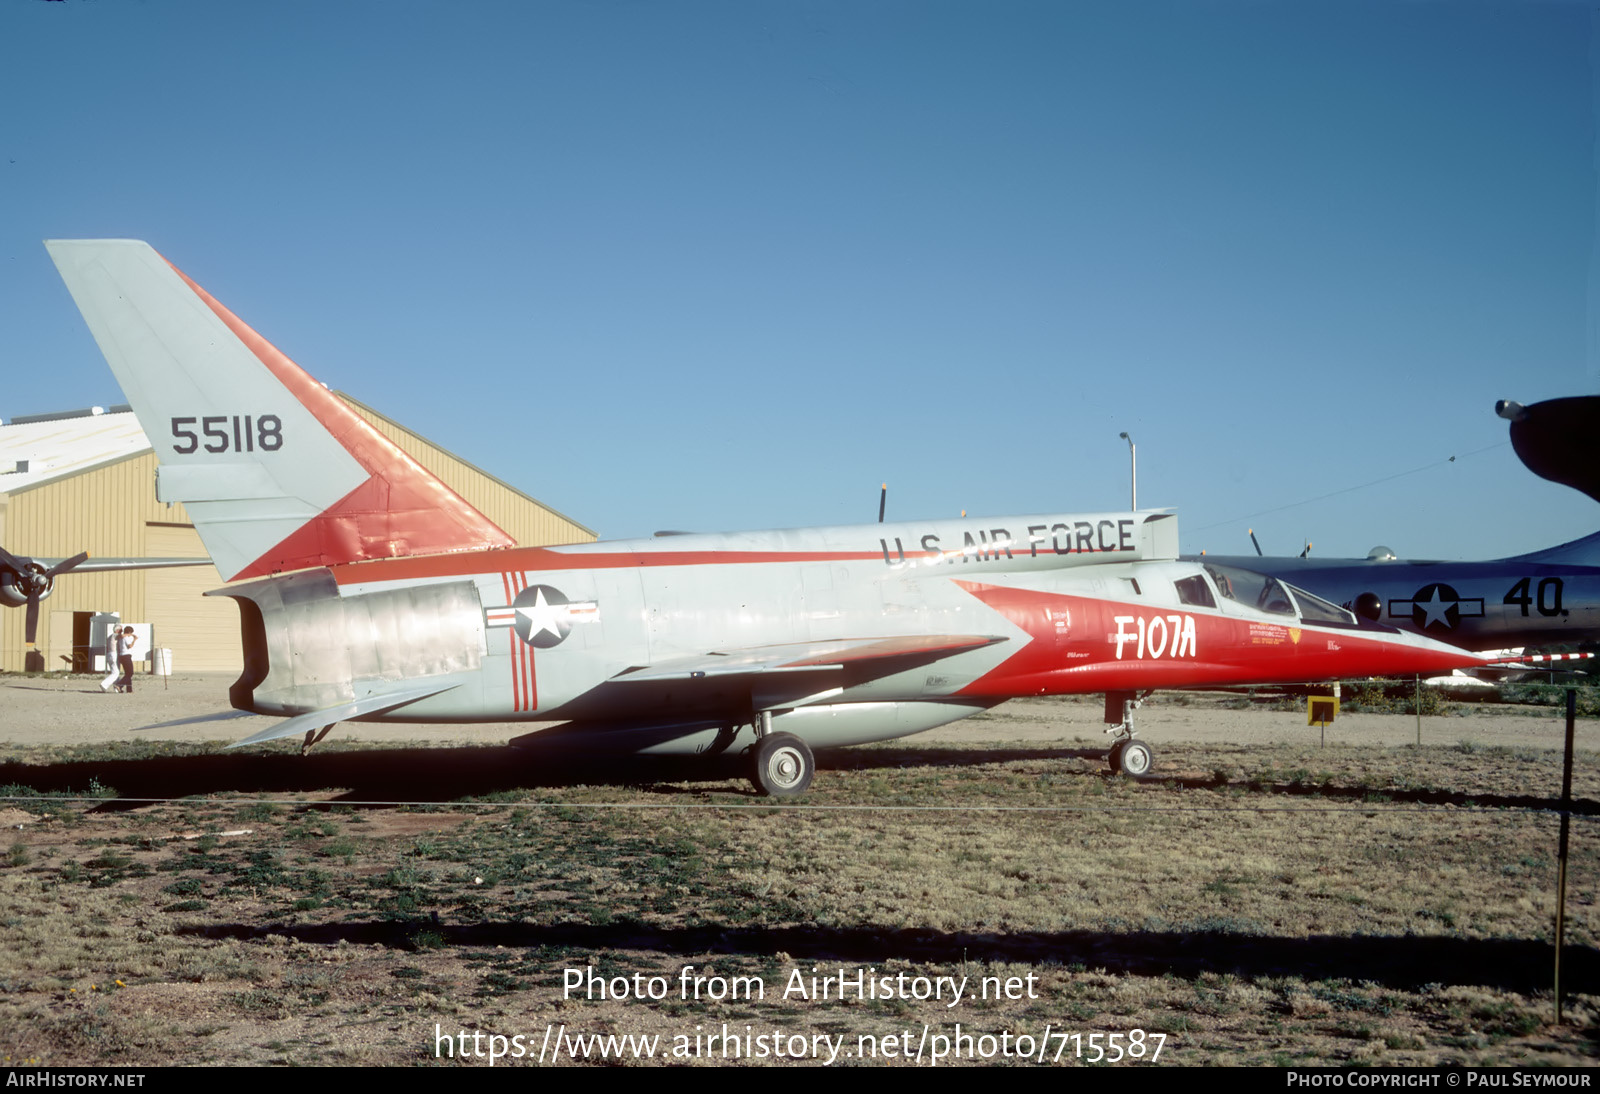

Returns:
171,415,283,454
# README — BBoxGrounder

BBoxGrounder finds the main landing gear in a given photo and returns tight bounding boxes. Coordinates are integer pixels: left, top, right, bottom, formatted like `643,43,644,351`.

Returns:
1104,691,1156,779
747,711,815,798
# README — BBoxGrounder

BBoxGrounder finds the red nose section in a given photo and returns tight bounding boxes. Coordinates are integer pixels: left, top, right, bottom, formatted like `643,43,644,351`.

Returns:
952,582,1482,697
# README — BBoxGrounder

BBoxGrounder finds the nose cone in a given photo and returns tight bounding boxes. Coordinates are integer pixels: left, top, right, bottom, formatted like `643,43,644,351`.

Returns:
1360,626,1493,678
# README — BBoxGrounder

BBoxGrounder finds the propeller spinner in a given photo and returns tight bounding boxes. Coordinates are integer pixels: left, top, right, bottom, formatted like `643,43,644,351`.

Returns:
0,548,90,648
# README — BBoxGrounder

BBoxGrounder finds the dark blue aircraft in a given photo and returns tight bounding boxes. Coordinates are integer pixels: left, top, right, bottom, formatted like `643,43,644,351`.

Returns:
1191,397,1600,653
1194,534,1600,653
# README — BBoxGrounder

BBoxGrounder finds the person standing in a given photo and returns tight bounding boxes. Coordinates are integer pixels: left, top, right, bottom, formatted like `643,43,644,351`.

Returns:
99,629,120,692
116,626,138,693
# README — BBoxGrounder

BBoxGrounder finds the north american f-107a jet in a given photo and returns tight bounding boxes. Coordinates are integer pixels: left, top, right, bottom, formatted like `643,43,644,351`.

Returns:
46,239,1497,795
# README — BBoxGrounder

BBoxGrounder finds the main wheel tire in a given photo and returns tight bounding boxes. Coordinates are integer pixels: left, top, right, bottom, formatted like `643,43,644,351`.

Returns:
1118,739,1155,779
750,732,814,798
1107,740,1127,773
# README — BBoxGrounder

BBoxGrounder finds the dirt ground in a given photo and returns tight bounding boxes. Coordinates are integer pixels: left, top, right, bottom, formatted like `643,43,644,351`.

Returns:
0,671,1587,753
0,671,1595,1067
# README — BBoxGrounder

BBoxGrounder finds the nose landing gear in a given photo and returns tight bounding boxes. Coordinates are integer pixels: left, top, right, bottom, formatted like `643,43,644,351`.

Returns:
1104,690,1156,780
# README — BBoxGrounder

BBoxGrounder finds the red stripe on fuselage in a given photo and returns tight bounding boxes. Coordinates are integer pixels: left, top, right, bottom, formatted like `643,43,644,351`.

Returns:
324,532,1139,584
520,572,536,711
521,573,538,712
499,570,538,714
501,571,522,712
328,547,891,584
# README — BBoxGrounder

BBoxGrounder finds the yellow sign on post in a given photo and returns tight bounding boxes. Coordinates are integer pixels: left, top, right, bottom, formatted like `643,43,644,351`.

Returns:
1307,695,1339,747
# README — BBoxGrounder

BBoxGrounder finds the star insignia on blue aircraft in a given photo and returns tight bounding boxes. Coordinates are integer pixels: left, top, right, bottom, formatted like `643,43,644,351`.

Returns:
1387,583,1485,633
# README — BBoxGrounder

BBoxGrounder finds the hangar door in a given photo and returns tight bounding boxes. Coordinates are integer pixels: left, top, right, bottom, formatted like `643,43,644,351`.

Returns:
143,524,242,673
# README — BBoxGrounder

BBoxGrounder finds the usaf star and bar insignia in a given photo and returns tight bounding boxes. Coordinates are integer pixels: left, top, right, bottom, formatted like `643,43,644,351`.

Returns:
484,583,599,648
1387,583,1484,633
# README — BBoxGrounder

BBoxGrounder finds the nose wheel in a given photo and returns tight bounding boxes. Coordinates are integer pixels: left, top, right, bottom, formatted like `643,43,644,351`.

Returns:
750,731,814,798
1107,738,1155,779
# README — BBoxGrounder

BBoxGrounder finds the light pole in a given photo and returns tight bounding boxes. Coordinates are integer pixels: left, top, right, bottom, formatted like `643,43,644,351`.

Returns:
1119,432,1137,511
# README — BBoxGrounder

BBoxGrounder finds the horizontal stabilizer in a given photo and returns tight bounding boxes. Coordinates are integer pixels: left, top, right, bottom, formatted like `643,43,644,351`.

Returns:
226,682,461,749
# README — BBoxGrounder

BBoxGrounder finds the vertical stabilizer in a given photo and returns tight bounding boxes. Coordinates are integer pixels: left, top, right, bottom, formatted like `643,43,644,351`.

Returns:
46,240,514,581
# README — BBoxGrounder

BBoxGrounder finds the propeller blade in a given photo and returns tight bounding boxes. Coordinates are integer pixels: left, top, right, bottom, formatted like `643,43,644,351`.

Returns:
23,596,39,647
46,551,90,577
878,483,887,524
1249,529,1263,557
0,546,26,575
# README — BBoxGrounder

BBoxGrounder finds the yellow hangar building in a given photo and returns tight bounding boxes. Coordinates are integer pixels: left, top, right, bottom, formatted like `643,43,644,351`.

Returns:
0,398,595,675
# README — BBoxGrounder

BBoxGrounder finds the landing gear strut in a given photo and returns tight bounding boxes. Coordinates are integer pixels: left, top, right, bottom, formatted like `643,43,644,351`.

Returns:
301,724,335,756
747,710,814,798
1104,691,1156,779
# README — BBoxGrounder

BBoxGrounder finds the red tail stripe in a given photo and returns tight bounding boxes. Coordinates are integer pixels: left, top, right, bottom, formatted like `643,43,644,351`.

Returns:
163,257,514,579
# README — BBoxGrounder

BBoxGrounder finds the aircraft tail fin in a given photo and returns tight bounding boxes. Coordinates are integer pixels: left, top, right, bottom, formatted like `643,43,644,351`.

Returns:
46,240,515,581
1505,529,1600,566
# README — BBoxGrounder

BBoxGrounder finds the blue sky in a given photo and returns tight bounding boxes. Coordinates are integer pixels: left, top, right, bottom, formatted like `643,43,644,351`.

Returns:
3,1,1596,560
